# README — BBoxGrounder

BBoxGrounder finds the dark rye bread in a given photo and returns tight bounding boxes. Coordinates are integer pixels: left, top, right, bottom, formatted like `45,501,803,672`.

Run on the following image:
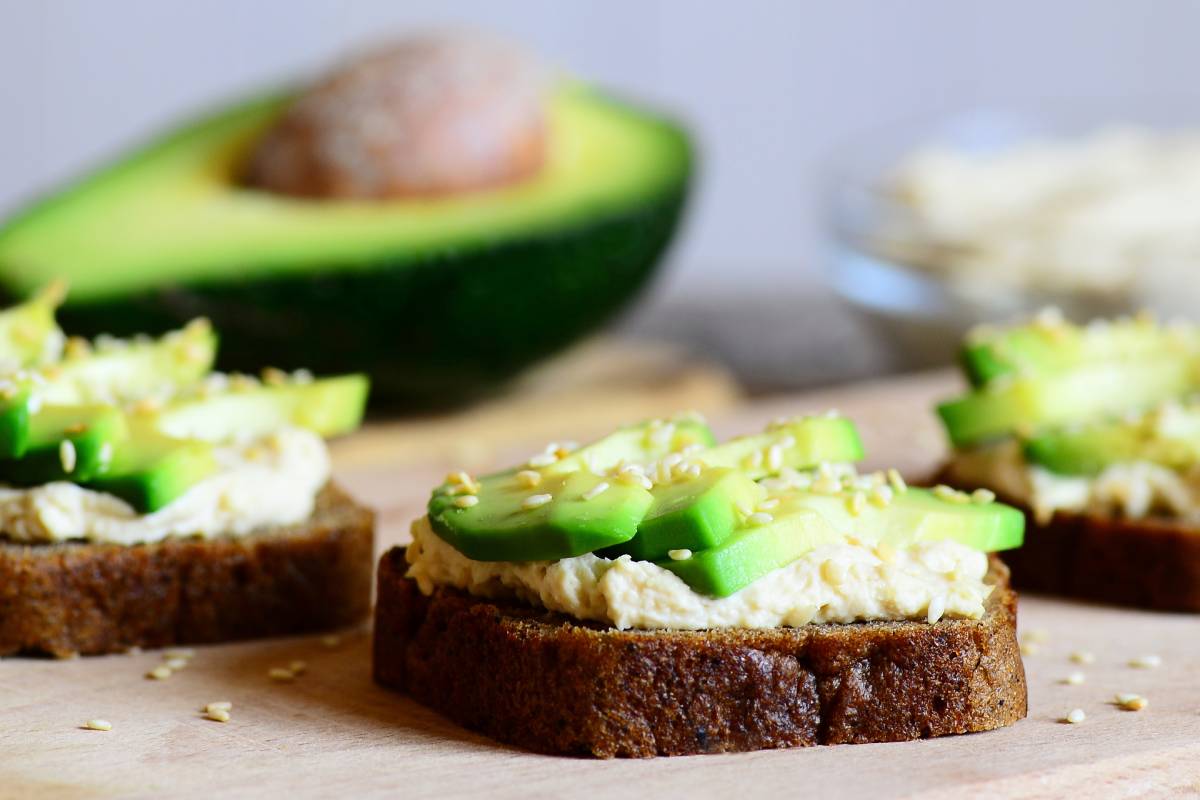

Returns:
0,483,374,657
938,469,1200,612
373,547,1026,758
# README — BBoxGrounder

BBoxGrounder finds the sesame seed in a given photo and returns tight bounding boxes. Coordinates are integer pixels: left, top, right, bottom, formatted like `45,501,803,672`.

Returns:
59,440,77,474
933,484,969,503
205,701,233,713
164,657,189,671
875,542,896,563
1129,654,1162,669
321,635,341,648
927,595,946,624
971,488,996,504
582,482,610,501
742,450,764,471
1061,672,1086,685
667,549,692,561
886,469,908,494
747,512,774,526
262,367,288,386
1021,628,1050,645
1020,642,1040,657
84,719,112,732
1116,693,1148,711
1062,708,1086,725
98,443,113,466
206,708,231,723
164,648,194,659
445,471,470,485
766,445,784,471
869,485,893,508
453,495,479,509
1069,650,1096,665
268,667,295,682
848,492,867,517
812,477,841,494
289,660,307,675
521,493,553,510
64,422,88,435
146,665,172,680
527,453,558,468
758,497,781,511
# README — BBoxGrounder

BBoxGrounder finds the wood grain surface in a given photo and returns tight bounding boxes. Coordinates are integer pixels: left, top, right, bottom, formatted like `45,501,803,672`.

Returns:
3,368,1200,799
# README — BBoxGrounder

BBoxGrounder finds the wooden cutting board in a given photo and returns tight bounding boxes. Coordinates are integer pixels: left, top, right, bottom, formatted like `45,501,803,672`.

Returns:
4,369,1200,799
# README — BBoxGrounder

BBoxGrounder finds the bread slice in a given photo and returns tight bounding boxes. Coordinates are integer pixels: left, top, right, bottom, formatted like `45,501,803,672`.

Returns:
0,483,374,657
937,471,1200,611
373,547,1026,758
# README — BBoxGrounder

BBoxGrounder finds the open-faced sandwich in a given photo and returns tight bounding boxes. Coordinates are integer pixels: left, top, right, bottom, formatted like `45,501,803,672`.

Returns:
0,285,373,657
938,309,1200,610
374,413,1027,757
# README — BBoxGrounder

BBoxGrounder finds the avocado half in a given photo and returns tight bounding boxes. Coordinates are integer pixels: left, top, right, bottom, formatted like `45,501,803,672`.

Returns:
0,87,692,406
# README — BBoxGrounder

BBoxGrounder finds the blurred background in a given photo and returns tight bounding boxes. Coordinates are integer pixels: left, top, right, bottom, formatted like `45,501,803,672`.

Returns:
4,0,1200,403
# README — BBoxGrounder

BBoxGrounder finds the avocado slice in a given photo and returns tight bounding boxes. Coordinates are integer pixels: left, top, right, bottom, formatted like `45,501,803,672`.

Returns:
657,499,842,597
0,405,128,484
962,313,1200,387
938,357,1199,447
86,433,218,512
429,469,653,562
154,375,368,441
541,416,716,476
0,281,65,370
0,87,692,406
599,468,766,561
1024,404,1200,475
784,487,1025,553
698,416,864,478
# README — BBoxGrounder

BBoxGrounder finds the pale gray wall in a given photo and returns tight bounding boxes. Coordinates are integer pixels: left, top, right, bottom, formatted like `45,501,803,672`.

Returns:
3,0,1199,299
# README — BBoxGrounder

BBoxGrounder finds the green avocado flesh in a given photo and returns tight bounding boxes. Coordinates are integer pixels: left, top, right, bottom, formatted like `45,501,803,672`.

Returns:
1024,405,1200,476
0,405,127,484
427,416,1026,596
698,416,864,478
962,316,1200,387
938,357,1199,447
87,432,218,513
0,87,692,406
0,284,64,369
155,375,368,442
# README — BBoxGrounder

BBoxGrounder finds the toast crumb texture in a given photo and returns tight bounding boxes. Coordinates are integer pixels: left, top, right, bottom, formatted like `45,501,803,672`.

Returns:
0,484,374,657
373,546,1027,758
940,468,1200,611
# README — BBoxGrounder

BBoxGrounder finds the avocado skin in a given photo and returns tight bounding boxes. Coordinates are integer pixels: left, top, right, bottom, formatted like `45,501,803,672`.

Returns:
47,187,687,409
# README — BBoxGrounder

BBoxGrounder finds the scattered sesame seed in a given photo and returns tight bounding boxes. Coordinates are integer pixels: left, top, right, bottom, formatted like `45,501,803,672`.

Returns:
1020,642,1040,657
205,701,233,713
1069,650,1096,665
521,493,553,510
747,512,774,526
1062,708,1086,725
1129,654,1162,669
206,708,231,723
59,440,77,474
262,366,289,386
971,488,996,504
268,667,295,682
742,450,764,471
321,635,341,648
933,484,969,504
766,444,784,472
848,491,867,517
98,443,113,466
812,477,841,494
886,469,908,494
453,495,479,509
164,658,189,671
64,422,88,435
667,549,692,561
927,596,946,624
868,485,893,508
1021,628,1050,645
875,542,896,563
289,660,307,675
582,482,610,501
146,665,173,680
84,719,112,732
516,470,542,488
1062,672,1086,686
758,497,781,511
1115,693,1148,711
527,453,558,468
164,648,194,659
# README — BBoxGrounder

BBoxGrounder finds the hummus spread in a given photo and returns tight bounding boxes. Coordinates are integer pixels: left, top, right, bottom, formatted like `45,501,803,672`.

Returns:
945,440,1200,523
406,516,994,631
0,427,330,545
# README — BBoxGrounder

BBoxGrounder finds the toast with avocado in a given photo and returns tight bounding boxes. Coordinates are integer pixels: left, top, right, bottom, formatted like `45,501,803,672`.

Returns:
373,414,1027,757
0,288,373,656
937,309,1200,611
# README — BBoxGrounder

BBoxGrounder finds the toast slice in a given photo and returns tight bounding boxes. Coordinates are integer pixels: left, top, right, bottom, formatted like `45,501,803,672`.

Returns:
373,546,1026,758
0,483,374,657
937,470,1200,611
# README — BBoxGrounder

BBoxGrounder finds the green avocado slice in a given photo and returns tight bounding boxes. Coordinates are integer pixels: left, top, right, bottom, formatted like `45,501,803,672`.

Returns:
697,416,864,478
154,375,368,441
540,416,716,476
938,357,1199,447
429,469,653,562
0,87,693,405
0,405,128,484
86,433,218,513
962,314,1200,388
1024,404,1200,476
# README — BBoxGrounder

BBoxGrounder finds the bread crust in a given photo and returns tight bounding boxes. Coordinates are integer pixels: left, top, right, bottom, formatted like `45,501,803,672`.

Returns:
0,483,374,657
373,546,1026,758
938,469,1200,611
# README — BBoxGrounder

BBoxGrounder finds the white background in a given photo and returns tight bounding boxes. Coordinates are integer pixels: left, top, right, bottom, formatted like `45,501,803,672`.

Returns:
3,0,1199,301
